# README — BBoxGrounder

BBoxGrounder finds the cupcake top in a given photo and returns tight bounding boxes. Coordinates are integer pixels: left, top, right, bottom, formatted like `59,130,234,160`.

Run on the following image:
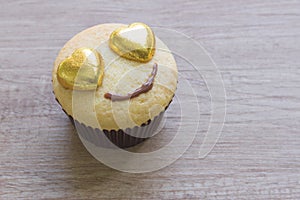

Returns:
52,23,178,130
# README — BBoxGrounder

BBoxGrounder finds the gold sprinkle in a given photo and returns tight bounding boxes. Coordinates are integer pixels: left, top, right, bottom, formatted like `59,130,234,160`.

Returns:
109,23,155,63
57,48,104,90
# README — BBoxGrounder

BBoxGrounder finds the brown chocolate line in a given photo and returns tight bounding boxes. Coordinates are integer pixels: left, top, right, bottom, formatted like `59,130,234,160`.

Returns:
104,63,158,101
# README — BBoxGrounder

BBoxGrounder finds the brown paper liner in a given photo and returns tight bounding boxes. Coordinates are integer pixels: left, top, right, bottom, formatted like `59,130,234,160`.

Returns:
55,97,173,148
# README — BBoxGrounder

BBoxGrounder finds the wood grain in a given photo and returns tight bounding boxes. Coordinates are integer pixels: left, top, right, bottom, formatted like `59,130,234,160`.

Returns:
1,0,300,199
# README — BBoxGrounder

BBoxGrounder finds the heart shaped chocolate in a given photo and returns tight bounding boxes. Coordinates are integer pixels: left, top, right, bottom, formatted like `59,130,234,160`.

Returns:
109,23,156,62
57,48,104,90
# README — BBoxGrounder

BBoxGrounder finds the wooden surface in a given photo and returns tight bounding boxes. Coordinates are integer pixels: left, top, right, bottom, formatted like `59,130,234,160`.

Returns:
1,0,300,199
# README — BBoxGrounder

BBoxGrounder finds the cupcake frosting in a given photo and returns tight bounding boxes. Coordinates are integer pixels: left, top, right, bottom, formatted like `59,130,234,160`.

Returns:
52,23,178,130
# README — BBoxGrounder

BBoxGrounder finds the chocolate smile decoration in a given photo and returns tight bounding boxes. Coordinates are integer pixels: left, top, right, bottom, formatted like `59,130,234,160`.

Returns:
104,63,158,101
57,48,104,90
109,23,156,63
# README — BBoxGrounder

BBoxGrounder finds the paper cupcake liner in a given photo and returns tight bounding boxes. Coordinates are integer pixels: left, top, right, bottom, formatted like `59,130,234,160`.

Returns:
55,97,172,148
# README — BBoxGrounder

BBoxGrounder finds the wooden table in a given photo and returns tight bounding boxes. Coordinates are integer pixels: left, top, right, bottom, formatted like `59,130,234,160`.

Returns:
1,0,300,199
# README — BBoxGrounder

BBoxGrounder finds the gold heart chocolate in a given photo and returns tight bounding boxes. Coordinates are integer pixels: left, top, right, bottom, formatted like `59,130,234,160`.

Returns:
57,48,104,90
109,22,155,62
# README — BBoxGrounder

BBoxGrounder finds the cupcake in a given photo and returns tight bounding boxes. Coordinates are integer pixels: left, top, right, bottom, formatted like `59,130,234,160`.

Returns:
52,23,178,148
